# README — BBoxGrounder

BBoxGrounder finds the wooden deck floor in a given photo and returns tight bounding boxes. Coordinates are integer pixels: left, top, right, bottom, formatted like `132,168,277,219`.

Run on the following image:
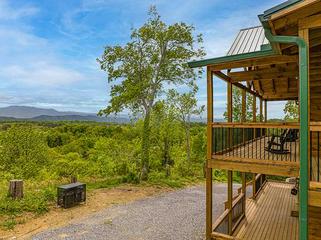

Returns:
222,136,299,162
233,182,298,240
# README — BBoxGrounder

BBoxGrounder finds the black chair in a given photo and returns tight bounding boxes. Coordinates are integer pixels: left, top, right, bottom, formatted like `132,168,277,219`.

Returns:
283,129,298,142
265,129,290,154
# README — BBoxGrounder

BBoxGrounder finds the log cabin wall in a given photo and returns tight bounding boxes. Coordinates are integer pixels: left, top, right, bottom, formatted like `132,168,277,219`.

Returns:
310,28,321,122
309,28,321,183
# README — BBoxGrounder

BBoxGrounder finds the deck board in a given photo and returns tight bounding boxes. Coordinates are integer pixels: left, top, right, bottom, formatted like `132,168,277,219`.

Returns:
221,136,300,163
233,182,298,240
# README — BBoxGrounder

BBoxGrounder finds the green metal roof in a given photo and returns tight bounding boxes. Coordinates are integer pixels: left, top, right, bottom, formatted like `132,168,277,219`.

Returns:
188,0,303,68
227,26,269,56
187,49,275,68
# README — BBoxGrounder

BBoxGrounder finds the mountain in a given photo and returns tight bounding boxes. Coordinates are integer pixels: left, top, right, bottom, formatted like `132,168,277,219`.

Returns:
0,106,129,123
0,106,95,118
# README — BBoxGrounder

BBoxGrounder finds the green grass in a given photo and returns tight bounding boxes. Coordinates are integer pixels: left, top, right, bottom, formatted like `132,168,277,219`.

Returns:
0,172,208,230
1,217,17,230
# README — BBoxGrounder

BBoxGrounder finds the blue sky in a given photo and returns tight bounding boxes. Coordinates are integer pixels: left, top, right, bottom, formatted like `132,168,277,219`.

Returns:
0,0,287,118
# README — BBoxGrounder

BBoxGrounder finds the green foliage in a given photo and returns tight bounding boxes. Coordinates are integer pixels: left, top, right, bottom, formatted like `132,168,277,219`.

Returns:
284,100,299,121
97,6,205,180
223,88,259,122
0,125,50,179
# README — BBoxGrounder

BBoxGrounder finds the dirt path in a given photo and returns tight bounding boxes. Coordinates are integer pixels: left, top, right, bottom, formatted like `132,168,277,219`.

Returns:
0,184,172,240
30,184,242,240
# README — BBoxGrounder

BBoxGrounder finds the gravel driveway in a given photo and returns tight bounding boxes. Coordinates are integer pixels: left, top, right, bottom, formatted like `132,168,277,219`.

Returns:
32,184,247,240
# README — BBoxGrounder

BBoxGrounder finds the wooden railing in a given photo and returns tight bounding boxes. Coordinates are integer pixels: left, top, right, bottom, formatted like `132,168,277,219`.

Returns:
310,123,321,182
213,192,245,235
253,174,267,198
212,122,300,162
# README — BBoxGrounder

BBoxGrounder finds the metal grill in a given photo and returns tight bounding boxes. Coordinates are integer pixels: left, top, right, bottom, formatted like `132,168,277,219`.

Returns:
57,182,86,208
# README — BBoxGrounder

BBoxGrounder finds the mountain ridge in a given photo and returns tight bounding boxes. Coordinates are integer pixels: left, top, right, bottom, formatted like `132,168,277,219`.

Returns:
0,106,129,123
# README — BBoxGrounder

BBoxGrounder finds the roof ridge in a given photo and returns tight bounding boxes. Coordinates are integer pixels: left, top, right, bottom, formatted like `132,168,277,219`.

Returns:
238,25,262,31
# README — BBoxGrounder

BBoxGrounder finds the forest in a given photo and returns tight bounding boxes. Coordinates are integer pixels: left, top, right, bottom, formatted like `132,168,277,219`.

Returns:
0,118,213,230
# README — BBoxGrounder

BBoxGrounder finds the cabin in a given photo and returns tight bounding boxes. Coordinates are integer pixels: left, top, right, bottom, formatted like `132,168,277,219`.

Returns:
188,1,321,239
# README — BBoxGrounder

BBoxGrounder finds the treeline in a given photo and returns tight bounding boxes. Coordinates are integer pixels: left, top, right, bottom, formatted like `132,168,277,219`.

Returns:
0,118,207,185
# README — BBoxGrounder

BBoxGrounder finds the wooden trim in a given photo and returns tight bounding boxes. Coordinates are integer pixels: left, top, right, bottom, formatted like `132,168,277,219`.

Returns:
208,55,298,71
212,208,229,232
206,67,213,240
213,71,261,99
309,190,321,207
270,0,320,21
211,232,236,240
299,13,321,29
212,122,321,131
232,213,245,233
209,158,300,177
211,122,300,129
260,98,263,122
309,181,321,191
264,100,267,122
228,170,233,235
227,76,233,235
252,173,256,199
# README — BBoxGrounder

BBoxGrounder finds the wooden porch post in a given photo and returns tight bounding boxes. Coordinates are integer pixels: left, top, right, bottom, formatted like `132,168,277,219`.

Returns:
253,95,256,123
227,81,233,235
206,67,213,240
260,98,263,122
299,26,310,240
241,89,246,212
264,100,267,122
252,95,257,198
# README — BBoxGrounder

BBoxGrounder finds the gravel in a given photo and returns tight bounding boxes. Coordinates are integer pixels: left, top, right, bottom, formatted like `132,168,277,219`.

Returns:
32,183,250,240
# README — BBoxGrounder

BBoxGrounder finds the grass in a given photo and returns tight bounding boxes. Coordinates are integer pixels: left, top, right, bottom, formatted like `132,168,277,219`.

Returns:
0,172,207,231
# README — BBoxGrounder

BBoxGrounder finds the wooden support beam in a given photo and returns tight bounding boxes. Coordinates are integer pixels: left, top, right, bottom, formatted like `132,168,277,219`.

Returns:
260,98,263,122
209,158,300,177
263,92,298,101
241,172,246,213
252,173,256,199
264,100,267,122
213,71,261,98
208,55,298,71
242,90,246,122
228,66,298,82
258,80,264,95
253,96,256,123
271,79,276,94
228,170,233,235
271,1,321,31
299,13,321,30
206,67,213,240
227,80,233,236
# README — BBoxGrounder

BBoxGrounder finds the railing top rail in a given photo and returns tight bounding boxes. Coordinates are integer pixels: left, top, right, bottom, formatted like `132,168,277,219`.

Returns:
212,122,300,129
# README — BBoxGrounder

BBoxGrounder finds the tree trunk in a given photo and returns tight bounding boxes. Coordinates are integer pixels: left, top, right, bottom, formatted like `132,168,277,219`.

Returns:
70,176,77,183
185,124,191,162
8,180,24,199
141,111,151,181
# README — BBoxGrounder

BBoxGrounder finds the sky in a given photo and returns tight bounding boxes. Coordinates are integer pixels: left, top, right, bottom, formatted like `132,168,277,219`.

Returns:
0,0,287,119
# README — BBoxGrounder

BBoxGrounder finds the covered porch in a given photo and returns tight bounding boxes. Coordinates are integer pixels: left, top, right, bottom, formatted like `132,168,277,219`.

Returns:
187,0,321,239
233,181,298,240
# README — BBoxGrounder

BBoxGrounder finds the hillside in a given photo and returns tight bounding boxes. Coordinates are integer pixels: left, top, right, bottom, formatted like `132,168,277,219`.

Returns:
0,106,129,123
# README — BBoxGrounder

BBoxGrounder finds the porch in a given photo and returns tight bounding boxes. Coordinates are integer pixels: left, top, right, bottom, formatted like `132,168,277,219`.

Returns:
233,181,298,240
209,122,321,180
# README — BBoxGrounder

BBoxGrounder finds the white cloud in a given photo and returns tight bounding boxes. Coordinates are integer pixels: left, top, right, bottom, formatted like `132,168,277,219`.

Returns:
0,0,39,20
0,62,85,86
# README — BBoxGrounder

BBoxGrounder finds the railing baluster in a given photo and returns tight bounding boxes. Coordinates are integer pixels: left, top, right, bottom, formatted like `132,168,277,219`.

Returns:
260,128,262,160
247,128,250,158
317,132,320,182
310,132,313,181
